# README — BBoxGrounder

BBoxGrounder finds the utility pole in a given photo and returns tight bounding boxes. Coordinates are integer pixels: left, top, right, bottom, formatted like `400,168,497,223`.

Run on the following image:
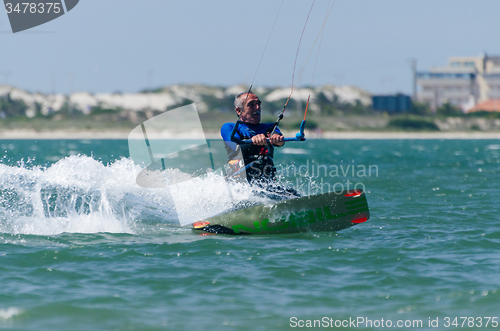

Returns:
434,88,439,113
68,73,74,115
411,59,417,100
147,69,153,111
49,71,56,114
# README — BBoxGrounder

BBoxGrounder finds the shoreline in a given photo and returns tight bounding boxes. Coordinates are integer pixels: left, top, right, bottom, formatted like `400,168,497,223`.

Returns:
0,129,499,140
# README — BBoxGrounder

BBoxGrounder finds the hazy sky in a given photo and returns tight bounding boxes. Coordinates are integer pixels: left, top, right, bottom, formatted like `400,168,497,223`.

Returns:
1,0,499,95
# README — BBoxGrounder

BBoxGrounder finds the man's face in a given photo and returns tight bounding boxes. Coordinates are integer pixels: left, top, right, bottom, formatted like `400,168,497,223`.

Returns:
236,93,261,125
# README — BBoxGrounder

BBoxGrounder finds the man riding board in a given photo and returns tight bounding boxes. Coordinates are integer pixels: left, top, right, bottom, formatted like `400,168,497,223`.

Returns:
221,91,300,198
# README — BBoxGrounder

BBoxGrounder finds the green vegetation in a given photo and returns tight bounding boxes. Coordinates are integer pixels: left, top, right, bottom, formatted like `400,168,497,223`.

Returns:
410,101,431,116
464,110,500,119
314,93,372,115
0,93,28,118
0,116,137,132
387,115,440,131
89,104,122,116
278,119,319,131
139,87,164,94
436,102,462,117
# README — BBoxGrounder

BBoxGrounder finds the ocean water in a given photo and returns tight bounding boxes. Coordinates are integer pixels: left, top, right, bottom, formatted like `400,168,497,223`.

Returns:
1,139,499,330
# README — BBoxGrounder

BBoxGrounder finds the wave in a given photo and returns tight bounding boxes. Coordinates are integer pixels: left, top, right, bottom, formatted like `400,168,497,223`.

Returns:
0,155,281,236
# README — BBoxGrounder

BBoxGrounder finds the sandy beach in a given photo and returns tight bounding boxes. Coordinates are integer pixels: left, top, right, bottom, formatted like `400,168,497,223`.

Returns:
1,129,499,140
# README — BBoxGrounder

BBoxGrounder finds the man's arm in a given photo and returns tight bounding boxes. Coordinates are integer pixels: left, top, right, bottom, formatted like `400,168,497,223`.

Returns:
221,123,239,150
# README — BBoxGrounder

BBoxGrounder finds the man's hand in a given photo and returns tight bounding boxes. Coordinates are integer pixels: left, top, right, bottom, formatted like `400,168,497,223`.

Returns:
251,133,268,146
251,133,284,146
269,134,284,146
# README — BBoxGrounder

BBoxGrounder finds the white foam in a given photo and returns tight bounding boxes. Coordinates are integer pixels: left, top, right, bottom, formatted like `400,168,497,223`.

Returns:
0,155,277,235
0,307,22,320
486,144,500,150
169,172,269,225
281,148,310,155
0,156,176,235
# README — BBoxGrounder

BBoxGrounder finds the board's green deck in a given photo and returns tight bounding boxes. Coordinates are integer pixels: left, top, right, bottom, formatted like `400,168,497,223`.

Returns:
191,190,370,234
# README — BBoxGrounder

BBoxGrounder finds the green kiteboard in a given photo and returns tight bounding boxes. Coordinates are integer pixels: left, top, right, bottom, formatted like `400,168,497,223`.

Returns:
188,189,370,235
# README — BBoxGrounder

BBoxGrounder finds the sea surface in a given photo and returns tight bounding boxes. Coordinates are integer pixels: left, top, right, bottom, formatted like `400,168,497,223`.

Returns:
1,139,499,330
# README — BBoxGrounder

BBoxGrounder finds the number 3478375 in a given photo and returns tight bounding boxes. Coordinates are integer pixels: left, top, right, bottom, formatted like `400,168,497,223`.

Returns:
444,317,498,328
5,3,62,14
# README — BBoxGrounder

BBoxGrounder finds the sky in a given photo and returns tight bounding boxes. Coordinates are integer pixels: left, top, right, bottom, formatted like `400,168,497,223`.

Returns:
1,0,499,95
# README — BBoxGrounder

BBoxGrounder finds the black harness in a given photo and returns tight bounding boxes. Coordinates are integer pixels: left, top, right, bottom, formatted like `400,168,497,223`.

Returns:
225,121,277,183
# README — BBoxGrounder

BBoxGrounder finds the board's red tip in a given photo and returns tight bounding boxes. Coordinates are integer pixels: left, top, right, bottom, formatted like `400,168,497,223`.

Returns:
351,217,368,224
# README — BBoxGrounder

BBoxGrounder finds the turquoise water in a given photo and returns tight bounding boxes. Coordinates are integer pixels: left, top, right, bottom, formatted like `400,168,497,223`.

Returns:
1,139,500,330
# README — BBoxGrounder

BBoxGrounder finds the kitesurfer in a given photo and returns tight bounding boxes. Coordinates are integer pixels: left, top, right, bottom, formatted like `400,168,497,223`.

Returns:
221,92,300,198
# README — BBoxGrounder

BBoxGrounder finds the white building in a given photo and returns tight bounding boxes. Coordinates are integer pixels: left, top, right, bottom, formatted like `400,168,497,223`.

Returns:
417,54,500,111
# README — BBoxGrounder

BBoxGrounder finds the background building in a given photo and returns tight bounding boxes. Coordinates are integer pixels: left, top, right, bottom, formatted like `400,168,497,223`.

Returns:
372,94,411,113
417,54,500,112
